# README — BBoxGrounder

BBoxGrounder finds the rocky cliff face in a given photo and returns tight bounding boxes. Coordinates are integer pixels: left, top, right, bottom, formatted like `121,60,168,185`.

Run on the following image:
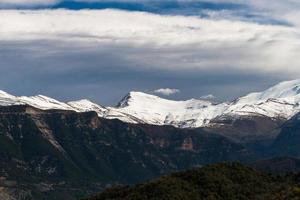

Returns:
0,105,252,200
206,114,285,143
1,105,300,199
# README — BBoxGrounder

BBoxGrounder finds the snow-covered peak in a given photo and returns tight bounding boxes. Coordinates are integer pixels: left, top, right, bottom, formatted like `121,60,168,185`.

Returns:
259,79,300,99
18,95,74,111
0,91,110,117
0,90,23,106
68,99,107,117
117,91,143,108
118,91,212,109
0,90,15,98
114,80,300,127
0,90,112,118
115,91,226,127
237,79,300,104
0,91,74,111
225,79,300,118
117,91,180,108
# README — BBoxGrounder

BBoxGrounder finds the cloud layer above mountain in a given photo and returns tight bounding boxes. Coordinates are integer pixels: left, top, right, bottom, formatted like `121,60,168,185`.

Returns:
1,9,300,75
1,1,300,104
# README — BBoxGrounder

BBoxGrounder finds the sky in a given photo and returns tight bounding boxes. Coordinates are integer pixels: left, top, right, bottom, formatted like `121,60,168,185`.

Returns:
0,0,300,105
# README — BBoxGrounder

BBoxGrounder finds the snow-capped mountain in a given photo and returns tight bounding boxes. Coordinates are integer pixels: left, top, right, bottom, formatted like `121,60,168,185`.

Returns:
0,91,145,124
0,90,74,110
68,99,107,117
1,79,300,128
114,91,228,127
224,79,300,118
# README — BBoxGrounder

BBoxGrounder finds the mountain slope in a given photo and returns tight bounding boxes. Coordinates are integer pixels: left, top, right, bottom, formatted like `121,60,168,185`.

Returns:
84,163,300,200
270,112,300,157
0,90,74,110
0,105,252,200
251,157,300,173
224,79,300,118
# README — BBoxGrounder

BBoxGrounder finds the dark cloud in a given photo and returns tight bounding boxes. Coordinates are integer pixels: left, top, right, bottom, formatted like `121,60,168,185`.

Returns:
0,40,291,105
0,4,299,105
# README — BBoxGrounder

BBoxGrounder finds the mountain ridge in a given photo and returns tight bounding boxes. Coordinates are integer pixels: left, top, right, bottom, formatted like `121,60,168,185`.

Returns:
2,80,300,199
1,79,300,129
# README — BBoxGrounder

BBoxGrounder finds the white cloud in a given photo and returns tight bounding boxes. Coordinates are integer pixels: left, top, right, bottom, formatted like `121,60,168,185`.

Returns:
0,9,300,78
200,94,215,100
153,88,180,96
0,9,294,44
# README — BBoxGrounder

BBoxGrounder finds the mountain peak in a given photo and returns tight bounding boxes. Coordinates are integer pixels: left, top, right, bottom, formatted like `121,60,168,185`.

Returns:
260,79,300,99
69,99,95,104
0,90,15,98
237,79,300,104
68,99,107,116
114,91,223,127
68,99,106,110
117,91,160,108
18,95,74,110
117,91,213,108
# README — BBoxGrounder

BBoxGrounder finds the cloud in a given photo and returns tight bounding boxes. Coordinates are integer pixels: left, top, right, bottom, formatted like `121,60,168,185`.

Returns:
1,9,300,75
0,8,300,104
153,88,180,96
200,94,215,100
1,1,299,29
0,39,285,105
0,9,300,79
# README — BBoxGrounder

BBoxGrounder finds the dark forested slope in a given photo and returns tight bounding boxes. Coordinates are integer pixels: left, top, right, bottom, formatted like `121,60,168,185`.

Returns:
84,163,300,200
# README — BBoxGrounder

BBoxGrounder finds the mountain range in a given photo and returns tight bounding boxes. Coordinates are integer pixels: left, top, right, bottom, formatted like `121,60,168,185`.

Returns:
2,79,300,145
1,79,300,199
1,79,300,129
